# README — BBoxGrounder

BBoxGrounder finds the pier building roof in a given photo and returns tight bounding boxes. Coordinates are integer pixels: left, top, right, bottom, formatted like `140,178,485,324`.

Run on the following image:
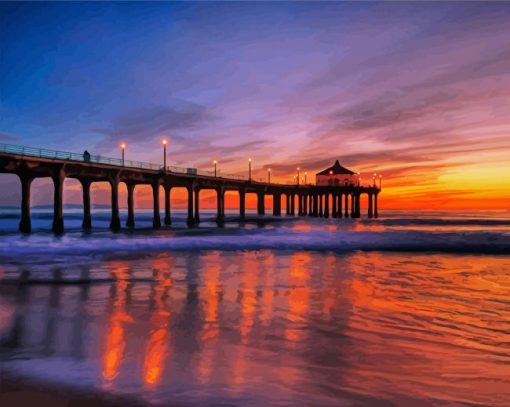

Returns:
316,160,355,176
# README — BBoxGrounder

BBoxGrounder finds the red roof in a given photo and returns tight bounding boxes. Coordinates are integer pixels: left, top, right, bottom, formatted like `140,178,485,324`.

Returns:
316,160,355,176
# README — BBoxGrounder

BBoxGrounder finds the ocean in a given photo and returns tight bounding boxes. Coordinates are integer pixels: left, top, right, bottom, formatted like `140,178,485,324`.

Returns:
1,208,509,406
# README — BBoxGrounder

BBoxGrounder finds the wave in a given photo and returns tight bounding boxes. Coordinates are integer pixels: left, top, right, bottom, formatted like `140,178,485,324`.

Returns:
379,218,510,226
1,212,509,226
0,228,509,257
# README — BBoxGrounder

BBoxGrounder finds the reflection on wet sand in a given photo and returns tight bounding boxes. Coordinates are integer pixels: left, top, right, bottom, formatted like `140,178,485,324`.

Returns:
102,261,133,384
143,257,172,388
239,252,258,343
195,252,221,385
1,251,510,406
285,252,310,344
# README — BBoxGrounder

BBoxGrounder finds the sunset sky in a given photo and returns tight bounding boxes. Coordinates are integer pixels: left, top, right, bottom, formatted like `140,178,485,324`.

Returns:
1,2,510,209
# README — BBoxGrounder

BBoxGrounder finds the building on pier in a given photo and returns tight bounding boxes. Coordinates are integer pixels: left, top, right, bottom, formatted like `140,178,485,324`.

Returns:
315,160,359,186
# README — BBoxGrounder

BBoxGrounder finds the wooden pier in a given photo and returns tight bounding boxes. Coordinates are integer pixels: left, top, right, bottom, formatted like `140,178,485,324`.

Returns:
0,144,380,234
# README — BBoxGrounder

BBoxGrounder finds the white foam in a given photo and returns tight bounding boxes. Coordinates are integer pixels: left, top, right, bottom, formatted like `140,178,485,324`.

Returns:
0,228,509,256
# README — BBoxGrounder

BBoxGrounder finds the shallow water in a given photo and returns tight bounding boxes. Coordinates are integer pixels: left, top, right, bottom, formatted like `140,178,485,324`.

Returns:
1,209,510,406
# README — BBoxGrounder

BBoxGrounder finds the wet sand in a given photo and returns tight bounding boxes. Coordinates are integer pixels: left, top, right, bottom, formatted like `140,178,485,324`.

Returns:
2,250,510,406
0,372,177,407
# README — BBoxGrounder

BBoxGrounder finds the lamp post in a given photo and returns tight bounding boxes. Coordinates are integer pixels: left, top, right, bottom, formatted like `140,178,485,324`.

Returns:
248,158,252,181
267,168,271,183
162,140,168,171
379,174,383,189
373,173,377,187
213,160,217,177
120,143,126,166
304,172,307,184
297,167,300,185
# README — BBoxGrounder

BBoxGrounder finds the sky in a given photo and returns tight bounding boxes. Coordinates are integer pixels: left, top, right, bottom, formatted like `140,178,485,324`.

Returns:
1,1,510,210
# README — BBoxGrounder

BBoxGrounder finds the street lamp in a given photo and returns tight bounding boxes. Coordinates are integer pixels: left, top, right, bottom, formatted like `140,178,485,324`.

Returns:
297,167,300,185
267,168,271,183
162,139,168,171
373,173,377,187
120,143,126,166
304,172,307,184
248,158,252,181
213,160,218,177
379,174,383,189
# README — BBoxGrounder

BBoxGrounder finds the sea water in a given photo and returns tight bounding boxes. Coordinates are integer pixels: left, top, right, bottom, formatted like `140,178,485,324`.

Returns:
0,208,509,406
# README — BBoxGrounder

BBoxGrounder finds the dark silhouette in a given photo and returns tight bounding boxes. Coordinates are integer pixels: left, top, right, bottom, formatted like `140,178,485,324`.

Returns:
83,150,91,162
0,145,381,234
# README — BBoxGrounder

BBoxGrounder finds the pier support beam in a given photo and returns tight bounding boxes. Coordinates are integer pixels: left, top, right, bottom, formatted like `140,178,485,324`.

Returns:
153,182,161,229
273,193,281,216
52,168,65,234
319,194,323,217
368,193,373,218
187,185,194,227
285,193,291,215
338,193,343,218
374,193,379,218
344,193,349,218
312,194,318,217
308,194,313,217
298,193,303,216
257,192,265,215
126,183,135,228
216,188,225,224
303,194,308,215
355,194,361,218
18,175,33,233
194,187,203,224
80,179,92,230
324,193,329,218
109,176,120,231
193,187,200,225
332,193,337,218
164,185,171,225
351,194,356,218
290,194,295,216
239,189,246,220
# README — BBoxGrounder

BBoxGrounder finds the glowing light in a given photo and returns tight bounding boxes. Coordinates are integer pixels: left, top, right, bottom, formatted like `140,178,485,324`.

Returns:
162,139,167,146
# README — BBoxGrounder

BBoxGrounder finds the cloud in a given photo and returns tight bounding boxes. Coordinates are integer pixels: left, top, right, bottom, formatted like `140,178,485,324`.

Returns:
90,100,215,145
0,132,16,141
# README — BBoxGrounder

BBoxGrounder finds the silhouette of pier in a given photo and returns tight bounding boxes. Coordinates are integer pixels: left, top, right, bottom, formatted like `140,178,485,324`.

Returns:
0,143,380,234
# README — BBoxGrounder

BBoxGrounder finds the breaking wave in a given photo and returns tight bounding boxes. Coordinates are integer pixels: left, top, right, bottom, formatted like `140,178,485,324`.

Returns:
0,228,509,257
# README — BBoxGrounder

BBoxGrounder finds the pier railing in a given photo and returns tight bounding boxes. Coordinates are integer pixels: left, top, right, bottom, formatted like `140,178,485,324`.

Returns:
0,143,286,184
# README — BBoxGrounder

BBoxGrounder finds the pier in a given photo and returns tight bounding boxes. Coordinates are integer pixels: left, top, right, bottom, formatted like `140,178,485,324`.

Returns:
0,143,381,234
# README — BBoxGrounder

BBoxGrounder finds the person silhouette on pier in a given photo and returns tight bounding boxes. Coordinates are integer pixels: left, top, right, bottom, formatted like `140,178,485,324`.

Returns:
83,150,91,162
